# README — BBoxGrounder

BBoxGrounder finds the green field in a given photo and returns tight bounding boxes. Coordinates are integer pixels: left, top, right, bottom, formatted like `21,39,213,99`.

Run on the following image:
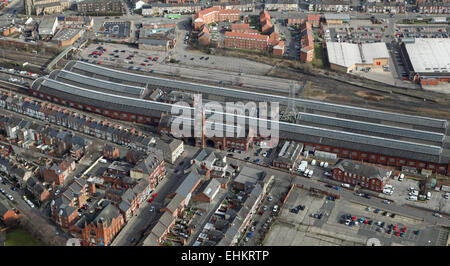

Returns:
4,229,42,246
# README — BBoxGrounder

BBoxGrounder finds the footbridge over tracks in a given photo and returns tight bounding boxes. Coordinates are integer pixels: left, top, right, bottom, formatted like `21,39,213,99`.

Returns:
44,46,76,73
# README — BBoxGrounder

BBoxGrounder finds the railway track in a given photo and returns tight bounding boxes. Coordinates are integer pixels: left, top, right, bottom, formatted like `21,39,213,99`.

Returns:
0,51,52,67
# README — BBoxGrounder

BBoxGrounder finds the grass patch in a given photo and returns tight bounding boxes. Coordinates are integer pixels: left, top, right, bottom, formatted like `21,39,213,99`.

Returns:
312,45,325,68
5,229,42,246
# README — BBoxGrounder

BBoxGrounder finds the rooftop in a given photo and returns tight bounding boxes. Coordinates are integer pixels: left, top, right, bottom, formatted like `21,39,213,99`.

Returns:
53,28,82,41
404,38,450,74
326,41,389,67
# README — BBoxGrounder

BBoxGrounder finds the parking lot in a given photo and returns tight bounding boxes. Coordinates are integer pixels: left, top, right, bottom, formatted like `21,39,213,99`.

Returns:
78,43,166,72
378,175,450,214
264,185,448,246
325,22,388,44
99,21,132,39
394,24,449,39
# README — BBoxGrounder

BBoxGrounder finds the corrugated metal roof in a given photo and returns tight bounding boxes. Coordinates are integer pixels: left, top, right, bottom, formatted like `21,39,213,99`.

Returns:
56,69,145,96
68,61,448,129
297,112,445,143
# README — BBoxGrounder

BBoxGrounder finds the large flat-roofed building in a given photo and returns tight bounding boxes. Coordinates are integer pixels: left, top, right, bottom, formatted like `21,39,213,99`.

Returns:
52,28,83,47
326,41,389,73
399,38,450,86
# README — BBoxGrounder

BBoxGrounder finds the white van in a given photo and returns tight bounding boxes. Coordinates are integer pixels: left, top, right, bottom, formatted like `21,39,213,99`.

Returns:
311,160,316,166
320,161,324,167
27,200,35,208
304,169,310,177
308,170,313,178
323,162,329,168
426,192,431,200
341,183,350,188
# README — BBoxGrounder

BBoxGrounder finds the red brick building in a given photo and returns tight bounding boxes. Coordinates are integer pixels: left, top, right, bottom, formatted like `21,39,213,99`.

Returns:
287,17,304,26
331,160,392,192
51,179,89,228
130,153,166,190
40,159,76,185
225,32,270,50
72,201,125,246
193,7,240,30
103,145,119,161
0,203,20,226
197,25,212,46
260,10,273,33
307,14,322,27
224,30,284,56
300,22,314,62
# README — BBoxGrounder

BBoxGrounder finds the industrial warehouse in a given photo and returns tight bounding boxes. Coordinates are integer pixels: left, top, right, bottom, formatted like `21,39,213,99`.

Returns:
326,41,390,73
29,61,450,176
399,38,450,86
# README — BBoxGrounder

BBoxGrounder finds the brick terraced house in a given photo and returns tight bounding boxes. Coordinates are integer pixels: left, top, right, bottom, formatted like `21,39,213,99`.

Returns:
331,160,392,192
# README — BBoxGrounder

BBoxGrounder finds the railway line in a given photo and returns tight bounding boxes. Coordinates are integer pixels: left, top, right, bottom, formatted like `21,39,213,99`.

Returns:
0,49,53,67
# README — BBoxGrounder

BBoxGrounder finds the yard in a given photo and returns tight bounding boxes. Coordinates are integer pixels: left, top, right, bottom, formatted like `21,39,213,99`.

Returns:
312,44,328,68
4,229,42,246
